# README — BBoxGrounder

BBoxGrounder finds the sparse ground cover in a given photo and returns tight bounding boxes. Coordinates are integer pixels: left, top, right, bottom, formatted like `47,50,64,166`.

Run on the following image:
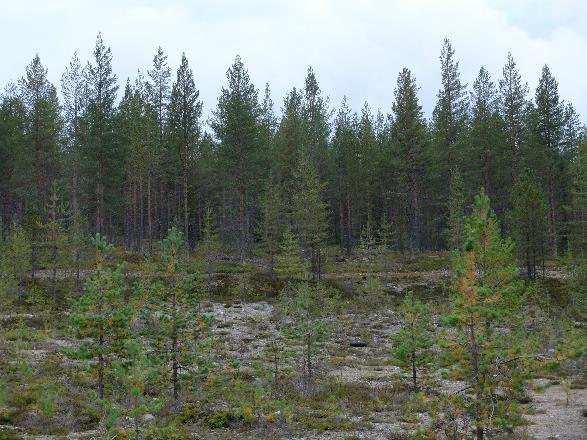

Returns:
0,243,585,439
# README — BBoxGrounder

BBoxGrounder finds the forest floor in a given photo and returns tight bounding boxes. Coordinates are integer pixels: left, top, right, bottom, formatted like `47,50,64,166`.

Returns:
1,257,585,439
4,297,586,439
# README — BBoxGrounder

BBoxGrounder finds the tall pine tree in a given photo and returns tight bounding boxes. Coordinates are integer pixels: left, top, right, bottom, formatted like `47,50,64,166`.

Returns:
498,53,528,179
211,56,260,259
428,39,468,248
168,54,202,253
85,33,119,235
391,68,426,257
526,65,565,256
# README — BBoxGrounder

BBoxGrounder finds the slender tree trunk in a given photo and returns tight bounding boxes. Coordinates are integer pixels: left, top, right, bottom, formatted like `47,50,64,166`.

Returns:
160,179,165,239
306,335,312,379
468,319,483,440
31,228,37,282
526,234,532,281
367,200,373,242
96,178,102,235
133,395,140,439
72,154,80,217
338,199,345,253
273,348,279,386
346,193,352,256
98,268,105,400
239,182,246,261
51,231,57,305
125,181,131,249
147,174,153,253
135,182,140,251
532,245,537,281
98,329,105,400
139,177,144,253
75,248,81,295
183,152,189,256
317,248,321,282
171,287,179,403
411,351,418,391
547,168,557,258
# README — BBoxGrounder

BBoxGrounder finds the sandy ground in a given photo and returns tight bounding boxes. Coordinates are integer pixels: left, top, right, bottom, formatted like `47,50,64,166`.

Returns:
522,379,587,440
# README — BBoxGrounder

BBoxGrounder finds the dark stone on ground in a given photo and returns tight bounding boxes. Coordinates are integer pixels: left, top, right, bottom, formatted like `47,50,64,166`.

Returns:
350,340,368,347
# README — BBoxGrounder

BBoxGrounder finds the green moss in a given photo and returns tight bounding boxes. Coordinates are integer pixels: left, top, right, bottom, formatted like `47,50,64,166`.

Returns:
144,424,191,439
179,406,204,423
203,410,240,429
0,407,16,425
0,430,24,440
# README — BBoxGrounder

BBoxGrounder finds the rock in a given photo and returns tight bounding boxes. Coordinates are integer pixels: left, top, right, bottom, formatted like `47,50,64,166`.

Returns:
385,283,404,294
349,339,368,347
142,413,155,422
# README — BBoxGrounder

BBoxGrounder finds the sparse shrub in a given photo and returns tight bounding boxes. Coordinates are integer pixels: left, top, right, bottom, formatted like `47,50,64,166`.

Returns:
203,410,238,429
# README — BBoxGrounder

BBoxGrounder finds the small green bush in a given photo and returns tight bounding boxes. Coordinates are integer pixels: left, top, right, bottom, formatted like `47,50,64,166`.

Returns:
203,410,239,429
0,430,23,440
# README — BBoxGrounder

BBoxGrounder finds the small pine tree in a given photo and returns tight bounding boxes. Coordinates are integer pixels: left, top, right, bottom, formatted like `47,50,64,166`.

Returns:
200,206,221,292
509,170,548,280
147,227,207,406
258,175,286,275
447,167,466,250
377,213,393,271
358,224,376,257
362,275,383,306
443,191,526,439
391,293,435,391
282,282,336,383
291,153,329,279
107,342,162,438
275,225,308,281
69,234,131,400
45,182,68,305
0,222,32,306
68,211,90,295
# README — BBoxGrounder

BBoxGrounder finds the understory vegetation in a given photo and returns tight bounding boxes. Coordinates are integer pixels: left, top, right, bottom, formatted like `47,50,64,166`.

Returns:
0,191,585,439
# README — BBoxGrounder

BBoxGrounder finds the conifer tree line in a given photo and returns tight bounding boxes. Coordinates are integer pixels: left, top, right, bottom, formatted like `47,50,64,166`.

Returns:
1,34,586,266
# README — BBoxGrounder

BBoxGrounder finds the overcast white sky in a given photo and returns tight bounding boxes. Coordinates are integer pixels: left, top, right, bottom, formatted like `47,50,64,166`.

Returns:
1,0,586,122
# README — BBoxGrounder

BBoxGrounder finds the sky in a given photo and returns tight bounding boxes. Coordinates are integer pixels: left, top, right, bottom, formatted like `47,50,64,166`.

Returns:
1,0,586,122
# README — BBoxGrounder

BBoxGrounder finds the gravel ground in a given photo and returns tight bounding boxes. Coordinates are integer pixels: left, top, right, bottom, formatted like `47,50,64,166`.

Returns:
522,380,587,439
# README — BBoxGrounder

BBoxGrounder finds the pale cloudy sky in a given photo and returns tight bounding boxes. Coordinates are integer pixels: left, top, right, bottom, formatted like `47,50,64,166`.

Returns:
1,0,586,121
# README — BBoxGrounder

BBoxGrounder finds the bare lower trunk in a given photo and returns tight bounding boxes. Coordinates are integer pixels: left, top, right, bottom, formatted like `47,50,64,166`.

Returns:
51,239,57,304
547,169,557,258
469,319,483,439
183,159,189,256
239,183,246,261
172,335,179,402
75,248,81,294
411,352,418,391
409,166,420,260
98,331,105,400
160,180,165,239
147,174,152,254
172,286,179,403
139,178,144,253
346,193,352,256
306,335,312,379
317,248,321,282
